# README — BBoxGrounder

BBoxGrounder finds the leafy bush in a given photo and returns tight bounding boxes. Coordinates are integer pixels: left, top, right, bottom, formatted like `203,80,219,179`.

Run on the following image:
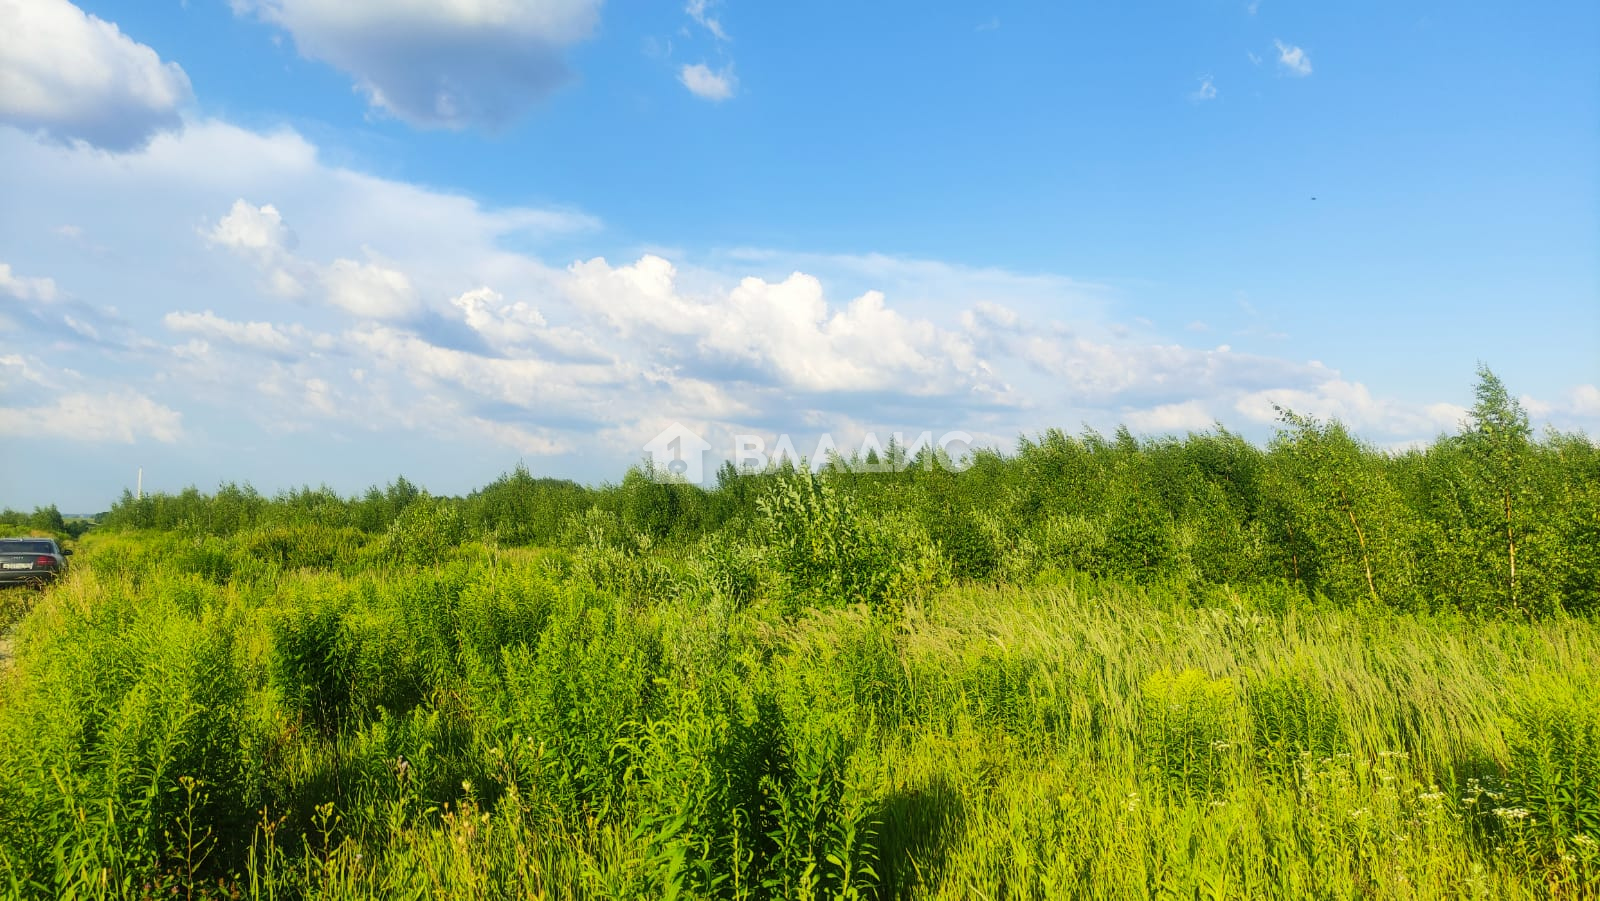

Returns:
453,562,557,662
0,579,256,885
757,468,944,614
498,590,664,821
238,523,370,572
761,719,879,901
924,503,1002,582
270,588,353,733
625,674,787,898
374,496,470,568
1245,667,1348,780
1502,675,1600,854
1140,669,1241,801
757,469,896,613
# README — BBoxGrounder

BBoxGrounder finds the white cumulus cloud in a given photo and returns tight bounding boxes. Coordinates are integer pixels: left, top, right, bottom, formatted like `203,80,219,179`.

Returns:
0,389,182,443
680,63,737,101
567,254,992,396
0,0,192,150
323,257,419,320
0,262,60,303
206,200,306,296
1125,400,1215,434
207,199,295,255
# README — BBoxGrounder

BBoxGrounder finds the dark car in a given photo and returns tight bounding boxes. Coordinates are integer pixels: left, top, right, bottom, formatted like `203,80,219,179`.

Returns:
0,537,72,587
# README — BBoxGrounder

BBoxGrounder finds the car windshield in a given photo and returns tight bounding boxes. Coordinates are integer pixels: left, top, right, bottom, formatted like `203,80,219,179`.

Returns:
0,539,55,555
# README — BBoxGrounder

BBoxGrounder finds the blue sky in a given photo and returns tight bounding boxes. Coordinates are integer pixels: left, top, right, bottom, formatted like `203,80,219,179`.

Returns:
1,0,1596,511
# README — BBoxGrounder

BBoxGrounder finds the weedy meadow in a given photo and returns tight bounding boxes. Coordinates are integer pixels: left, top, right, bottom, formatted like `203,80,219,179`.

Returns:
0,369,1596,899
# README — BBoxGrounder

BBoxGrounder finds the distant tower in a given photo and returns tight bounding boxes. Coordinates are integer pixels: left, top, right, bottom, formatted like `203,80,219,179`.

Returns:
137,467,143,500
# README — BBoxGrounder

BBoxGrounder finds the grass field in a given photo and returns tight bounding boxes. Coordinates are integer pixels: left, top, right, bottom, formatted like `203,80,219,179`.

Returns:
0,523,1595,900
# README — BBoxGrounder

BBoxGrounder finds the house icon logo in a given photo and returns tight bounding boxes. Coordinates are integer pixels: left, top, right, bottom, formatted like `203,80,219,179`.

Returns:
642,422,713,484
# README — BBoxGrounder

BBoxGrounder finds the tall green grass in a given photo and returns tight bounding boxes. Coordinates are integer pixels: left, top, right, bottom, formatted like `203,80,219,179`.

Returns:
1,516,1595,899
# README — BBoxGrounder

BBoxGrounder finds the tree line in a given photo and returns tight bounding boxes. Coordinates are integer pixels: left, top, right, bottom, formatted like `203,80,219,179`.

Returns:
99,368,1600,616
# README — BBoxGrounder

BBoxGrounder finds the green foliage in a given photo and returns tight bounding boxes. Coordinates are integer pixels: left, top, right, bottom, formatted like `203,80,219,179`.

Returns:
1,542,1597,898
497,589,664,822
760,722,879,901
922,503,1002,582
1262,411,1420,608
0,504,88,543
1244,667,1349,780
0,578,256,887
74,367,1600,617
756,467,937,614
269,587,356,732
691,537,767,610
1140,669,1242,801
464,465,586,545
375,494,470,567
1502,674,1600,856
240,523,370,572
624,674,789,899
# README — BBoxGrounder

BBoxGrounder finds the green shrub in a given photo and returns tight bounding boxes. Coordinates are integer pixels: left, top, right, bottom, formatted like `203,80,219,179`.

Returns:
1033,513,1108,576
270,590,352,733
758,469,893,613
238,524,369,572
925,504,1002,582
166,534,249,584
340,604,430,718
1139,668,1242,801
270,578,438,733
761,721,879,901
0,582,256,886
625,674,786,898
1502,675,1600,854
569,543,684,601
375,496,470,568
757,469,943,615
453,562,557,662
691,538,767,610
498,590,664,821
1244,667,1348,780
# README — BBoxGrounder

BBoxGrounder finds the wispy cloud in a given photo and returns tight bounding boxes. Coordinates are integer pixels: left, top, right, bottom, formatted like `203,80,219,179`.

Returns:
1274,39,1312,76
1191,76,1218,101
685,0,729,41
680,63,738,101
977,17,1001,32
0,355,181,443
